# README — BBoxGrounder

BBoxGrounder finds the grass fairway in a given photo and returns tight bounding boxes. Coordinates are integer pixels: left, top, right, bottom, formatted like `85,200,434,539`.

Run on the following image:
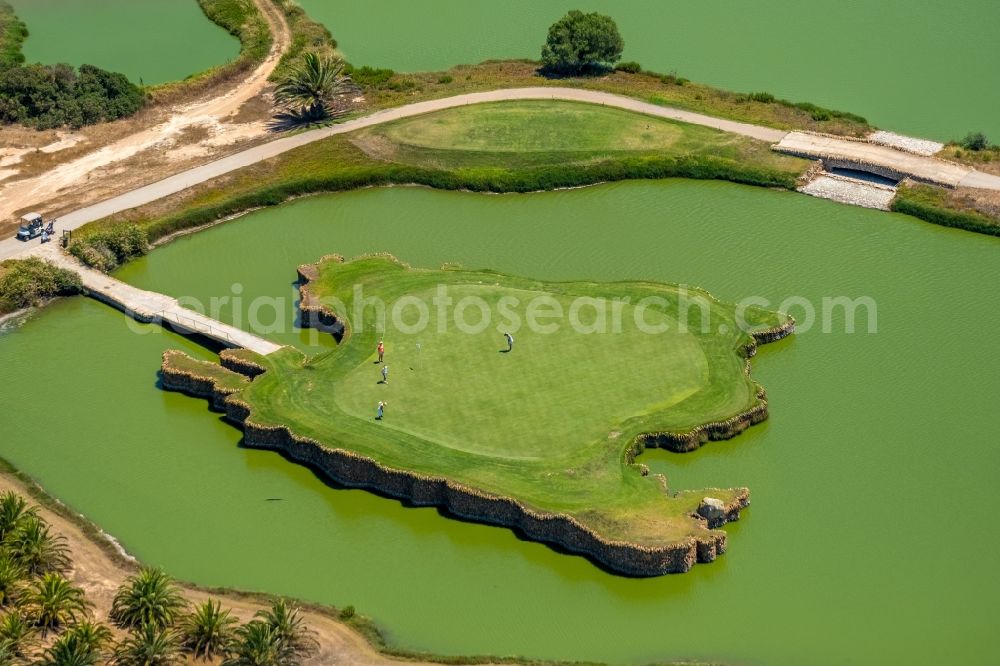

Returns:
353,100,804,171
164,256,791,560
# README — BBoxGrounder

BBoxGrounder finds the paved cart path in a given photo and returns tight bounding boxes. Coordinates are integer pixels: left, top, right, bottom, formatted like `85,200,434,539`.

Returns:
4,87,999,262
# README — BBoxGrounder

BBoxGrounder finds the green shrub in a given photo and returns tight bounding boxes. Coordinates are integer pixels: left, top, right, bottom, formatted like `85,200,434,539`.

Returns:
0,1,28,69
777,98,867,125
387,78,416,92
748,91,775,103
658,72,686,86
347,65,395,88
437,75,453,84
615,61,642,74
338,605,355,620
0,62,144,129
541,10,624,75
0,258,81,313
960,132,989,151
69,224,148,272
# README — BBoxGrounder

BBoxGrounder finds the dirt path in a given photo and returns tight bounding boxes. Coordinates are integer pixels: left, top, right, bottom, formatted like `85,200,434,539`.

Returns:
0,0,290,229
0,472,448,665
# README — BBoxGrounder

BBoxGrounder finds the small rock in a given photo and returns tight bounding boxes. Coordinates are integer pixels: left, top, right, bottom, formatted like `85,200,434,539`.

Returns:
697,497,726,524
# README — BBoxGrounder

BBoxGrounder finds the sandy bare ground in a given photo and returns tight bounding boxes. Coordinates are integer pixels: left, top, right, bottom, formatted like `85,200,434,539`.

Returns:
0,0,290,234
0,472,451,666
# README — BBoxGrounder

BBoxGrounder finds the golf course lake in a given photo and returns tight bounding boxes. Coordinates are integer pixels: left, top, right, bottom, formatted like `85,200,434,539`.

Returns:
300,0,1000,142
2,180,998,664
9,0,239,84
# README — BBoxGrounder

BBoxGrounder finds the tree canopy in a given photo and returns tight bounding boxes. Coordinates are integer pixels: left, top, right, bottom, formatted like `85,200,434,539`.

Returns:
541,10,624,75
0,62,144,129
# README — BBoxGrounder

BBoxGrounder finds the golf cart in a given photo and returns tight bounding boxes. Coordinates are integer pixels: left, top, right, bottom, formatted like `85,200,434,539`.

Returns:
15,213,44,241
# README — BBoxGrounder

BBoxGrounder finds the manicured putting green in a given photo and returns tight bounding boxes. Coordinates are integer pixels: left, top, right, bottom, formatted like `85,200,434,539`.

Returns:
166,256,790,549
355,100,806,173
381,101,687,152
336,284,713,459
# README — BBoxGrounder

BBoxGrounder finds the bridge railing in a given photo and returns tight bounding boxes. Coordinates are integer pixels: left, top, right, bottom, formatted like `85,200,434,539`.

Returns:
154,309,236,345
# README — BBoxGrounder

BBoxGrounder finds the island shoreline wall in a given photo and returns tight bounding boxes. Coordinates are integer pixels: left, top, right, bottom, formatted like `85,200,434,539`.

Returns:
157,265,793,576
159,358,751,576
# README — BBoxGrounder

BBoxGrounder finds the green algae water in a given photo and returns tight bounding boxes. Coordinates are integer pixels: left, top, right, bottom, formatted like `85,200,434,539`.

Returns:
3,181,1000,665
9,0,239,84
298,0,1000,141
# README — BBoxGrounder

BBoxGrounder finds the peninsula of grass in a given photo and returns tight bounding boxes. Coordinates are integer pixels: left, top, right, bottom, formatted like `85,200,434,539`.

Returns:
84,100,810,243
162,255,793,575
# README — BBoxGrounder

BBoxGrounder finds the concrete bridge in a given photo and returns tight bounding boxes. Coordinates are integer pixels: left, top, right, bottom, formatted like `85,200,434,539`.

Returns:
28,244,282,356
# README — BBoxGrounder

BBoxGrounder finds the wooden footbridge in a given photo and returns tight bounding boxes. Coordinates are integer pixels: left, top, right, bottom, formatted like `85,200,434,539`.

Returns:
29,244,281,356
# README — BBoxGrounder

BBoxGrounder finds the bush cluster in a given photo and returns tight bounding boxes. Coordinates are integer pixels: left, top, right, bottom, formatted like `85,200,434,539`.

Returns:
731,90,867,125
747,91,775,103
0,62,144,129
0,257,81,313
959,132,991,151
68,224,149,272
346,65,395,88
614,61,642,74
778,99,866,124
0,1,28,68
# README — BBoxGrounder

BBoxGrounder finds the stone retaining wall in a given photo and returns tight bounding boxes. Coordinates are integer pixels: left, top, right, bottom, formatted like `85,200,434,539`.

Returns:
159,353,750,576
219,349,267,379
159,350,246,410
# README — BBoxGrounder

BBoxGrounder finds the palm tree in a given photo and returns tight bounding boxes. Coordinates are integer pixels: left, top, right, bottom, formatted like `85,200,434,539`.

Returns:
34,621,111,666
110,568,186,631
5,516,70,576
111,623,182,666
0,556,26,607
0,492,36,542
254,599,315,660
33,635,102,666
222,621,283,666
273,52,352,121
179,599,236,660
0,610,36,658
62,620,113,656
0,638,16,666
21,573,90,635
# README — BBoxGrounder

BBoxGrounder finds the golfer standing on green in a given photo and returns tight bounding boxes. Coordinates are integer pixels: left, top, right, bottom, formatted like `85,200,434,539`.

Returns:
381,365,389,384
504,332,514,352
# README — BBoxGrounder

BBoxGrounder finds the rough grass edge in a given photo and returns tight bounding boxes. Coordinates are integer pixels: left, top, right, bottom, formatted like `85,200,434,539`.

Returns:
135,156,798,243
891,184,1000,237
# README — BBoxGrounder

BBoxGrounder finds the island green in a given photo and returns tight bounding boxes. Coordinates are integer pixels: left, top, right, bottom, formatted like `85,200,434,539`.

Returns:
162,255,792,574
